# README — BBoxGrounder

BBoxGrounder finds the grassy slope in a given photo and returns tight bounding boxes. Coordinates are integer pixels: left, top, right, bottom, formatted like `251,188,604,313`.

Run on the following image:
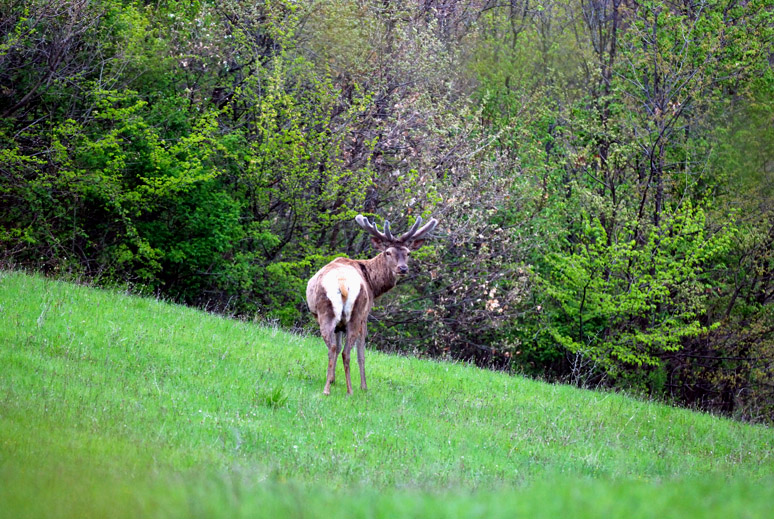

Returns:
0,270,772,518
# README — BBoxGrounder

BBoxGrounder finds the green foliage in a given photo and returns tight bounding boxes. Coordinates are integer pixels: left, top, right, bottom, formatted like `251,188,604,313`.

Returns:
467,0,774,413
542,202,734,373
0,0,376,322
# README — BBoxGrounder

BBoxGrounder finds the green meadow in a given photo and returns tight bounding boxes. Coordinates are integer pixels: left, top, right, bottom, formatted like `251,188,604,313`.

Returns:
1,270,772,518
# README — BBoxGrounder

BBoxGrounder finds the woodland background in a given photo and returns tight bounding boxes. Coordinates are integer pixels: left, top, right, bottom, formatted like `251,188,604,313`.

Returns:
1,0,772,422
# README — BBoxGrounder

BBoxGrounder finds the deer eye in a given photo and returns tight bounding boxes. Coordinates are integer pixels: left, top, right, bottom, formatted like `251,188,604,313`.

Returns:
384,250,391,256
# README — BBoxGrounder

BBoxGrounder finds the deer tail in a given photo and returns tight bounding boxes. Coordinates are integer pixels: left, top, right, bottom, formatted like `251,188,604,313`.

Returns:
338,277,349,302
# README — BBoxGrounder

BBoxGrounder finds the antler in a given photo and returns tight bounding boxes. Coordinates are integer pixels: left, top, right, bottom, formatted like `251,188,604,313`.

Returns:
397,216,423,242
355,214,438,245
397,216,438,243
355,214,393,242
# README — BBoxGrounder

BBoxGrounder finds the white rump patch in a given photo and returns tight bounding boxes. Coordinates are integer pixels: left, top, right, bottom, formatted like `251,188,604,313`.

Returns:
321,268,362,325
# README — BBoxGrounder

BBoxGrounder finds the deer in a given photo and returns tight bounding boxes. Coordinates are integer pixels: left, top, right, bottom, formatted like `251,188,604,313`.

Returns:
306,214,439,395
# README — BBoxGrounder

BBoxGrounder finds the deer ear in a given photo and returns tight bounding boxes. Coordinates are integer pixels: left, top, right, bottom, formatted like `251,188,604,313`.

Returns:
371,237,387,251
408,239,425,250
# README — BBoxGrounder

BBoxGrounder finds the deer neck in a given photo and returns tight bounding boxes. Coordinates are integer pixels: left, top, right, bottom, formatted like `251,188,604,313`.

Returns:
360,253,397,298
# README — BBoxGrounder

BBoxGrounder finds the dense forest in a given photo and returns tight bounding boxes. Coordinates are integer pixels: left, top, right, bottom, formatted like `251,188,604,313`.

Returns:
1,0,773,422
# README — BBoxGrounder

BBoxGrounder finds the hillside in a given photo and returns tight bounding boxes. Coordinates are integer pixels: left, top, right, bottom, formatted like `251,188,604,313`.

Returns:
1,270,773,518
3,0,774,419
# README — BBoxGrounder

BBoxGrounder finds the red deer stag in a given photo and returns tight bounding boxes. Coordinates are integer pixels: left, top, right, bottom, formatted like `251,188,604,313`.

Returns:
306,214,438,395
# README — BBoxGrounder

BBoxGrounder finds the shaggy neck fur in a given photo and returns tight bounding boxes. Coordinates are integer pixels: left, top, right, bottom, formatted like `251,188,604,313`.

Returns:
360,253,397,299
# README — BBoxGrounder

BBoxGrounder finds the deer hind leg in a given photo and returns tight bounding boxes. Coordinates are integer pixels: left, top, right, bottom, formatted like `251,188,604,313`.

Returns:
330,331,343,385
319,322,338,396
347,321,367,392
347,292,369,392
341,333,353,395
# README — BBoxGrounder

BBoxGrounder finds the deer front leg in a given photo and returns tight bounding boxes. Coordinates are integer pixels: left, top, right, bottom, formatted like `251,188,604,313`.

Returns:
356,330,367,391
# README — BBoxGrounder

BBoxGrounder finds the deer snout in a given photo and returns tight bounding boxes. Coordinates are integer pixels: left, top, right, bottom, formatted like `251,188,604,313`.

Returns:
397,265,408,275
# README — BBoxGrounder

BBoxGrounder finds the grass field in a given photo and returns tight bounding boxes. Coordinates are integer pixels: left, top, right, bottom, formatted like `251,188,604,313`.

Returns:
1,270,773,518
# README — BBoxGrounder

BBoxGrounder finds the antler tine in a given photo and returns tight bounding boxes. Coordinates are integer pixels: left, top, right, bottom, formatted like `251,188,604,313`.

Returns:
407,217,438,243
355,214,378,235
397,216,423,243
355,214,390,241
383,220,394,241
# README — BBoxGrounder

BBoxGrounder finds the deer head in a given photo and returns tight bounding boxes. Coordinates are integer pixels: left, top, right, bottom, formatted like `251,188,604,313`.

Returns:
355,214,438,276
